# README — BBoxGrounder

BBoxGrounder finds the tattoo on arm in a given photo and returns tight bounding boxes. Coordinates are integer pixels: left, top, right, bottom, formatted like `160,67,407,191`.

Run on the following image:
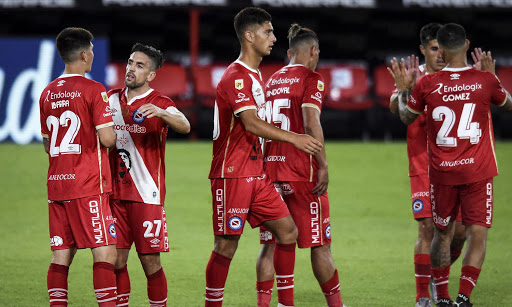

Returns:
398,90,418,125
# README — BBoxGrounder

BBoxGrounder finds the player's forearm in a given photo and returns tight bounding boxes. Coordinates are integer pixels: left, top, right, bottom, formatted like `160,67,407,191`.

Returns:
244,116,294,143
389,93,399,114
161,112,191,134
397,90,418,125
502,90,512,111
304,121,327,169
43,137,50,154
98,126,117,148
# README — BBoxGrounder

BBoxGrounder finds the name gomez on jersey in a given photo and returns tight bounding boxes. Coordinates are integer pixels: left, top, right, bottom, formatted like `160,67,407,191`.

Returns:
407,67,507,185
263,64,325,182
209,60,267,179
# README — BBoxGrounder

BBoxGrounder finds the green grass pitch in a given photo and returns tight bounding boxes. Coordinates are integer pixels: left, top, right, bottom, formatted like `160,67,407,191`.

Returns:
0,141,511,306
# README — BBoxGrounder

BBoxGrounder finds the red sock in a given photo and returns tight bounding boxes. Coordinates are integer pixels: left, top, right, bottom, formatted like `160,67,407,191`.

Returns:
414,254,431,301
147,267,167,307
47,263,69,306
431,266,451,300
257,279,274,307
320,270,343,307
274,243,295,307
205,251,232,307
115,265,130,306
450,246,463,264
93,262,117,307
458,266,481,299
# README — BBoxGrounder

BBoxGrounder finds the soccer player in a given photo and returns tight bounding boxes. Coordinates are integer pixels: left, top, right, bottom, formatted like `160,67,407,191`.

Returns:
40,27,118,306
108,43,191,307
205,7,323,307
389,23,512,307
389,23,467,307
255,24,345,307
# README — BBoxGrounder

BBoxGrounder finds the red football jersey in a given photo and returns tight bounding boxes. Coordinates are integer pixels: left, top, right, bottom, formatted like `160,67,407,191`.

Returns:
263,64,325,182
407,67,507,185
209,60,267,179
108,88,176,205
39,74,113,201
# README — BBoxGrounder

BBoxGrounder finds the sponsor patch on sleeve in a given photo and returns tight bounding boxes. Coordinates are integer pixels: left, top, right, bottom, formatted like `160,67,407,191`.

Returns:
235,79,244,90
101,92,109,102
317,80,324,91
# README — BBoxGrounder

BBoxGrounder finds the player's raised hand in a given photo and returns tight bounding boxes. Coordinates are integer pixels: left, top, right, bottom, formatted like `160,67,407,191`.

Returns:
408,54,423,86
312,167,328,196
387,57,416,91
138,103,165,119
472,47,484,70
290,133,323,156
479,51,496,75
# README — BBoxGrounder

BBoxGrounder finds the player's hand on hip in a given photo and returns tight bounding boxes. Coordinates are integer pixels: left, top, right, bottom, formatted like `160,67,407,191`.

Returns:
312,167,329,196
291,133,322,155
138,104,164,119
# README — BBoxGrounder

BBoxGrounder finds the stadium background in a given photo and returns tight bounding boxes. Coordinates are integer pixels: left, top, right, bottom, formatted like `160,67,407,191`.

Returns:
2,0,512,144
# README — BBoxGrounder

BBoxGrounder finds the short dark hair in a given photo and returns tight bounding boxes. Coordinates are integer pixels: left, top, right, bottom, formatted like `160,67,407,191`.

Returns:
234,7,272,42
437,23,467,50
288,23,318,49
420,23,442,47
131,43,164,71
56,27,93,63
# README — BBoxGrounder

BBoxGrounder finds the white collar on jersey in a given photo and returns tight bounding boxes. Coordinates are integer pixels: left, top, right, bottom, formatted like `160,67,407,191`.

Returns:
286,63,306,68
124,87,154,105
441,66,473,72
58,73,83,78
235,59,261,75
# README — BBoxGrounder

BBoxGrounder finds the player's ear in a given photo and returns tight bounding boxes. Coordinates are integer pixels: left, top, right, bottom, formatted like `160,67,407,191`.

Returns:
245,30,254,44
419,44,426,57
147,71,156,82
465,39,470,51
287,49,292,61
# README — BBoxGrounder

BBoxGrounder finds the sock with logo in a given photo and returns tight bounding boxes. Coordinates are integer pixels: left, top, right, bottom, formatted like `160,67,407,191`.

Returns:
147,267,167,306
257,279,274,307
205,251,232,307
320,270,343,307
274,243,295,307
414,254,431,301
458,266,481,299
93,262,117,307
431,266,451,301
115,265,130,306
47,263,69,306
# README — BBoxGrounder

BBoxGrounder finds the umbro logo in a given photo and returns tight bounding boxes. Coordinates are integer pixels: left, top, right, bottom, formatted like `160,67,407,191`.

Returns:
51,291,67,298
57,80,66,87
450,73,460,80
150,238,160,245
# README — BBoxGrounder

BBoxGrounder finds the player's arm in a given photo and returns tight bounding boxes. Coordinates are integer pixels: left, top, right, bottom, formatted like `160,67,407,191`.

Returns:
502,91,512,111
138,104,191,134
238,109,322,156
389,93,399,114
43,137,50,154
302,106,328,196
97,126,117,148
387,57,419,125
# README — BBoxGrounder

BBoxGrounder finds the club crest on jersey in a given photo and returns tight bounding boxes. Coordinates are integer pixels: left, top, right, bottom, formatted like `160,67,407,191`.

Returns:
101,92,109,102
317,80,324,91
109,224,117,238
228,216,243,231
235,79,244,90
412,199,424,213
325,225,331,239
132,110,146,123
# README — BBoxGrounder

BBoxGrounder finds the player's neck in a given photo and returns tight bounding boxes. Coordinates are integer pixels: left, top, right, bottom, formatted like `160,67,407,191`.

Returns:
444,54,468,68
126,84,151,101
63,63,87,76
238,48,262,71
